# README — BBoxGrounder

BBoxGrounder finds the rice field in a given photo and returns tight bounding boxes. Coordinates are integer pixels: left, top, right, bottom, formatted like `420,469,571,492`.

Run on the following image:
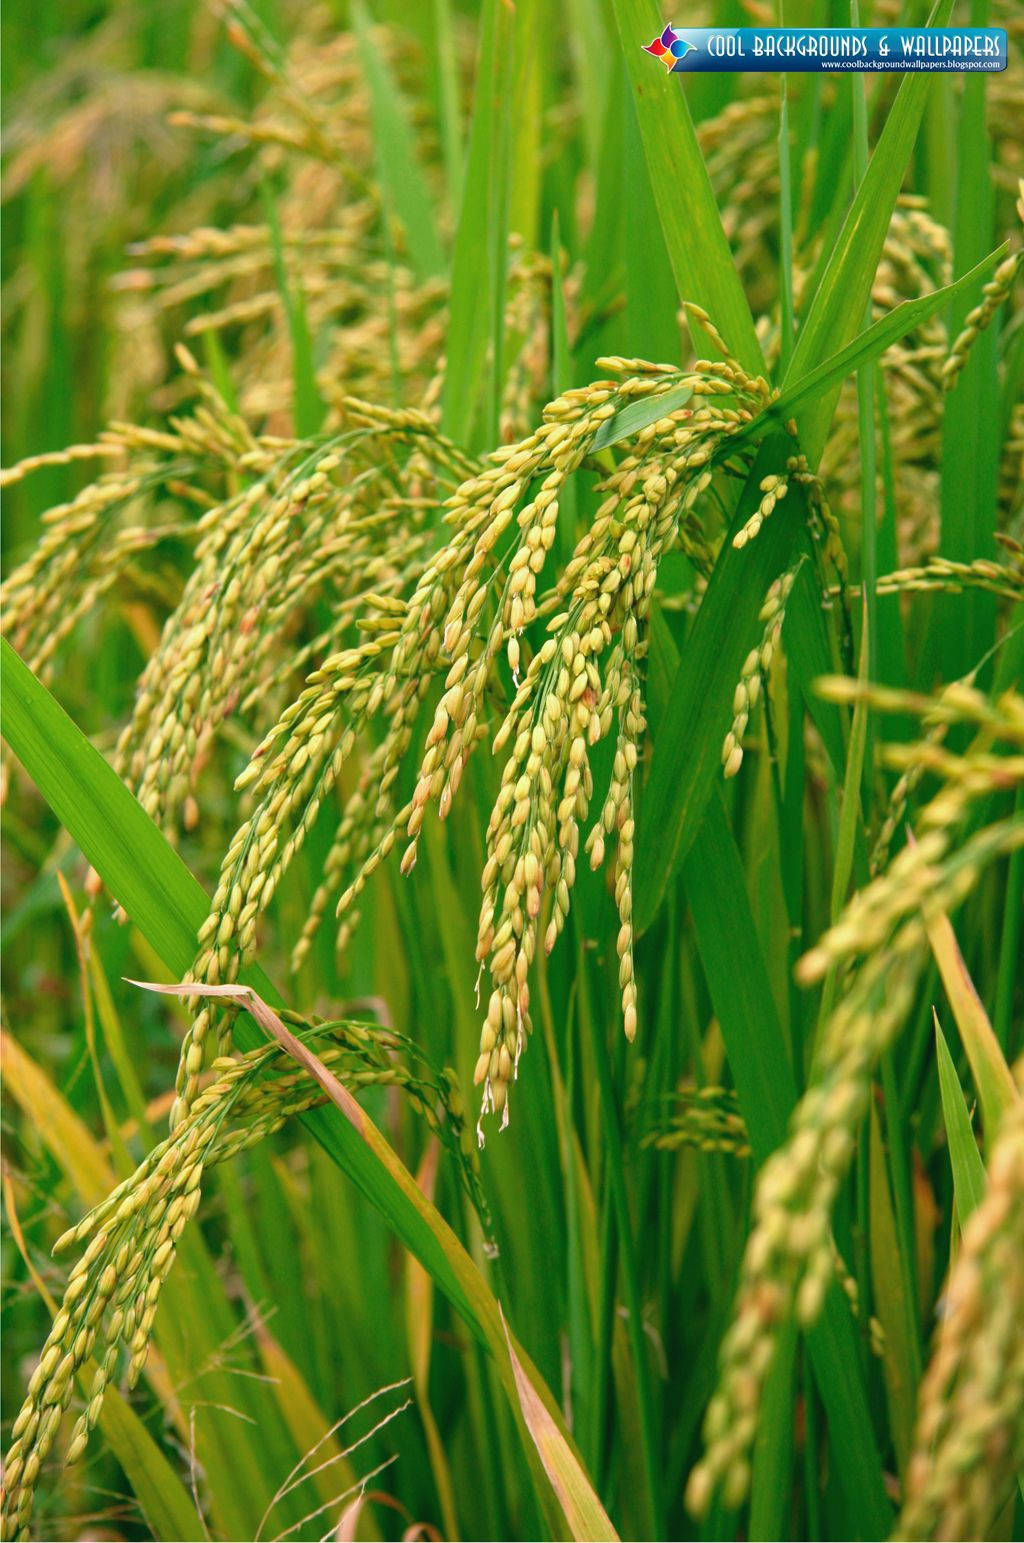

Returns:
1,2,1022,1539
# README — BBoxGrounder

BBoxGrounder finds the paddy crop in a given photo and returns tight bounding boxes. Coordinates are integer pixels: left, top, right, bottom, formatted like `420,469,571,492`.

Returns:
1,2,1022,1539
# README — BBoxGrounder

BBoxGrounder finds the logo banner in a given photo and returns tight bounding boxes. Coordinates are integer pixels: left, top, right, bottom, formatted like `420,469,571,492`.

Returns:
642,25,1008,72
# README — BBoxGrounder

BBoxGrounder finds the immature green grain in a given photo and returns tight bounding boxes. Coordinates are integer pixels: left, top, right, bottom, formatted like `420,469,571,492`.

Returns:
874,553,1024,604
830,1237,885,1357
639,1085,751,1158
942,251,1022,392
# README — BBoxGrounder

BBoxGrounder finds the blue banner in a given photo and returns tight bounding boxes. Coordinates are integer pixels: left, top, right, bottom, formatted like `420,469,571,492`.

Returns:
642,25,1008,72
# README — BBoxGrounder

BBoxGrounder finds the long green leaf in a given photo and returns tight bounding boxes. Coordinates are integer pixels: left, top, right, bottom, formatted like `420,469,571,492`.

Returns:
784,0,954,459
261,182,326,439
635,434,803,935
683,790,798,1156
441,0,530,447
925,903,1018,1146
432,0,464,211
352,0,445,281
934,1016,986,1227
607,0,763,373
784,557,846,778
685,795,891,1534
868,1104,917,1477
752,246,1006,448
748,1326,797,1542
936,13,1000,680
503,1312,619,1542
591,383,693,452
99,1387,209,1542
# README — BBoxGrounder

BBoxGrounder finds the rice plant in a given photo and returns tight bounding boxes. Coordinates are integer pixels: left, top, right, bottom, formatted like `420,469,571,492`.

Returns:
2,1,1022,1540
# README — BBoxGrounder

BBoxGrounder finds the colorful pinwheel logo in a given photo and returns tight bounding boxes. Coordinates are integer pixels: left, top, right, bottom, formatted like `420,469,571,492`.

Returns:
642,24,696,70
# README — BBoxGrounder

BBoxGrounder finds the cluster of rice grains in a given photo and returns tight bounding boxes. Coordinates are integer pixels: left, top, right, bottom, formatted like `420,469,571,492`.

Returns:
169,349,782,1134
686,681,1024,1520
0,1016,483,1540
638,1084,752,1159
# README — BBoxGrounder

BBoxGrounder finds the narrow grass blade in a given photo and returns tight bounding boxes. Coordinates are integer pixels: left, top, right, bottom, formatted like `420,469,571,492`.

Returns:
784,0,954,460
743,247,1006,452
646,617,888,1532
934,1015,986,1227
58,874,134,1177
868,1103,917,1478
591,384,693,453
783,557,846,778
777,74,795,376
98,1387,209,1542
86,939,154,1140
923,897,1019,1145
406,1141,460,1541
432,0,464,212
748,1325,796,1542
682,790,798,1157
994,785,1023,1049
936,18,1000,680
682,795,891,1535
505,0,542,251
501,1310,619,1542
851,5,878,692
352,0,445,280
812,605,871,1048
828,604,870,923
261,181,325,438
565,0,610,172
441,0,512,446
585,981,660,1537
635,435,804,935
550,211,578,565
607,0,763,373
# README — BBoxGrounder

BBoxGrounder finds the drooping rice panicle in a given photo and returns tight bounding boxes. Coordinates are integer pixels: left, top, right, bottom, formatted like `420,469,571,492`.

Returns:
722,556,804,779
687,684,1024,1516
942,250,1023,392
0,1013,482,1540
167,354,792,1129
895,1086,1024,1541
